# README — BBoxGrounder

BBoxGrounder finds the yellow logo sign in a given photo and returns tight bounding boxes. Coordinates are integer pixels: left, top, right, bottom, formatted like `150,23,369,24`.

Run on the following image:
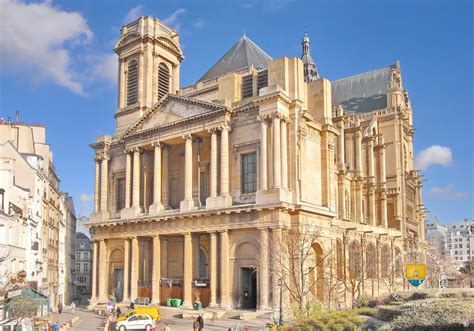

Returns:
406,263,426,287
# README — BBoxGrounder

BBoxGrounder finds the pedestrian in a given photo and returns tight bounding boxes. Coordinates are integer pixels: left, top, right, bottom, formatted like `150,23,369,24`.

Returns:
115,306,122,318
57,302,63,314
107,300,113,315
130,300,135,310
197,314,204,331
71,301,76,314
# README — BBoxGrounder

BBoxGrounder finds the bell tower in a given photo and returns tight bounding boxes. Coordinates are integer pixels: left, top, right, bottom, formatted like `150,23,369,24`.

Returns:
114,16,184,132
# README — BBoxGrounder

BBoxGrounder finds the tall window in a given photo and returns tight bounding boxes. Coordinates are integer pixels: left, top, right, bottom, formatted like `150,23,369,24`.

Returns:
366,244,376,278
116,178,126,211
157,63,170,100
241,153,257,194
83,263,88,273
127,60,138,105
381,245,390,277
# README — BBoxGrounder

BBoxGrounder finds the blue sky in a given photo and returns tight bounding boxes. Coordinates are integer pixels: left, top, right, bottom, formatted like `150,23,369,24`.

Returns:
0,0,472,222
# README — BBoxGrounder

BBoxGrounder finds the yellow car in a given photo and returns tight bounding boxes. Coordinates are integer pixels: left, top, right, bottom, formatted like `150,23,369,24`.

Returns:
117,306,160,322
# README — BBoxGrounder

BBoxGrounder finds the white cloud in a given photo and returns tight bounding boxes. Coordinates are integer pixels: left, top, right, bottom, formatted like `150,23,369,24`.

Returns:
162,8,187,32
192,18,205,29
123,5,144,24
0,0,92,94
80,193,92,203
78,193,93,217
415,145,452,170
430,185,468,200
90,53,118,84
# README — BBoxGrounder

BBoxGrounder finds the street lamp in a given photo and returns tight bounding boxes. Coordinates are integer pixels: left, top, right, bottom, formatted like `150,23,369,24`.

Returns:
278,278,283,326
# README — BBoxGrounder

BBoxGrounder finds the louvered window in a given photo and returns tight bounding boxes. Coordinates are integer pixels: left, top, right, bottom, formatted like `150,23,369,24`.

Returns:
241,74,253,99
127,60,139,106
158,63,170,100
257,69,268,93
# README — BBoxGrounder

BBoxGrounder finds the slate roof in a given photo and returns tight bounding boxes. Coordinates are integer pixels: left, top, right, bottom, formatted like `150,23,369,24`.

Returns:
331,64,395,113
198,34,272,82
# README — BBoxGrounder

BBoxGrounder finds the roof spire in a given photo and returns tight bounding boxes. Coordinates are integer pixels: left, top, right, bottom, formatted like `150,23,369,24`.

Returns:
301,32,319,82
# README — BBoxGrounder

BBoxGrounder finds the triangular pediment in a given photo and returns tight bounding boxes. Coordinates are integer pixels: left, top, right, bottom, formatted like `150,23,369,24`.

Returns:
122,94,227,138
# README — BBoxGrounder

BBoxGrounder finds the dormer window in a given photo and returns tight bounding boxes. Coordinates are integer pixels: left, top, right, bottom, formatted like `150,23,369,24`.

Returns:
158,63,170,100
127,59,139,105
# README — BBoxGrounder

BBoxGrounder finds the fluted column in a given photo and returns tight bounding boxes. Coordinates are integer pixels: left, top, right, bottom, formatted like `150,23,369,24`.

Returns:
152,235,161,304
132,148,141,209
150,142,163,214
94,158,100,213
209,232,218,307
209,129,218,197
162,146,169,207
259,117,268,190
91,241,98,300
130,237,139,301
220,231,230,308
281,119,288,189
259,228,269,310
125,151,132,209
220,126,230,197
98,240,107,301
100,157,109,212
180,134,194,211
379,137,388,228
355,129,362,175
182,233,193,308
123,239,130,302
272,114,281,188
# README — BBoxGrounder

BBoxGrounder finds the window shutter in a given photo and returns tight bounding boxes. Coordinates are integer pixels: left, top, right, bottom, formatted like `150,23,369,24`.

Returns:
127,60,139,106
158,63,170,100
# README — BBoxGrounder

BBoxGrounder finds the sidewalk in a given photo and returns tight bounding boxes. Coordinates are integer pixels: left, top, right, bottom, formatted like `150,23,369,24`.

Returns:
50,306,106,330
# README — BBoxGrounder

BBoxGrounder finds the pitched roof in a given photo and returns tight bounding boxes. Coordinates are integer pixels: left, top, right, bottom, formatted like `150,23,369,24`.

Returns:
331,64,395,113
197,34,272,82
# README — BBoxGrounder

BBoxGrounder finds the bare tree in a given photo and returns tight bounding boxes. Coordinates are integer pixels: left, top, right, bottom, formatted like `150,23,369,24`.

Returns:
269,222,330,311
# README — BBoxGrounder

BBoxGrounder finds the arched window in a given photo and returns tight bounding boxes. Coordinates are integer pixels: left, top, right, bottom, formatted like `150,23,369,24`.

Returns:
157,63,170,100
336,240,344,280
199,247,208,279
127,60,138,105
381,244,390,277
366,243,376,278
348,241,361,279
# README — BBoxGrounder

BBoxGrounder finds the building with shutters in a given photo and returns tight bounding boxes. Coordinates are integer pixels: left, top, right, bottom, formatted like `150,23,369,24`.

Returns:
88,16,426,309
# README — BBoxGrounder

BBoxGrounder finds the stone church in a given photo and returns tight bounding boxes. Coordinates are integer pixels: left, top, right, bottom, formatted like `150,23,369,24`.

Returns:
88,16,425,310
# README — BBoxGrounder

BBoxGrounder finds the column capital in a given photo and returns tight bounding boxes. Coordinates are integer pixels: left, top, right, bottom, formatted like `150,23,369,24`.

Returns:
182,133,192,141
257,114,270,122
218,125,231,132
208,127,220,135
151,141,161,148
126,146,140,153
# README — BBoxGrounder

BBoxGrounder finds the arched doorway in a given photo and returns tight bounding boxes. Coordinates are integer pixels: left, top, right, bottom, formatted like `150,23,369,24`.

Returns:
233,242,259,309
108,248,124,302
310,243,324,302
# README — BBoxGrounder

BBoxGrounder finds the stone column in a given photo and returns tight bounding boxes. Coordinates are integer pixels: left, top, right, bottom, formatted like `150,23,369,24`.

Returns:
132,148,141,210
94,158,100,213
162,146,169,208
281,119,288,189
193,234,200,279
161,238,168,278
209,128,218,197
380,138,388,228
98,240,107,302
125,151,132,209
272,227,282,309
220,231,230,308
337,120,345,170
209,232,218,307
130,237,139,301
123,239,130,302
181,134,194,211
100,157,109,212
259,117,268,190
152,235,161,304
183,233,193,308
368,137,376,226
355,129,362,175
91,241,98,300
259,228,269,310
220,126,230,198
150,142,163,214
272,114,281,188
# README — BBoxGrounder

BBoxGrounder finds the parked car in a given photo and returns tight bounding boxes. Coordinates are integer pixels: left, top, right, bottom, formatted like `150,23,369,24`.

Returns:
117,305,160,322
115,314,156,330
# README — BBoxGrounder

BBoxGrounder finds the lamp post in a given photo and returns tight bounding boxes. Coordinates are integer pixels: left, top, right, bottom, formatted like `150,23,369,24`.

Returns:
278,278,283,326
467,220,473,288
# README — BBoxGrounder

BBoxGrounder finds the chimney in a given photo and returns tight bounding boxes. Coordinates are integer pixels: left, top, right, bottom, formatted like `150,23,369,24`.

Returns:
15,111,19,123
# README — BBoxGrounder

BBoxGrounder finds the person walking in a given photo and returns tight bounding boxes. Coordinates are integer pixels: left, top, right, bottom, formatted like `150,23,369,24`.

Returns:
115,306,122,318
57,302,63,314
71,301,76,314
196,315,204,331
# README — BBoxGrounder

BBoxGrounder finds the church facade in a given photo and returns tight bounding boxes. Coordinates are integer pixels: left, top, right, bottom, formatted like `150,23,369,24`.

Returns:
88,16,425,309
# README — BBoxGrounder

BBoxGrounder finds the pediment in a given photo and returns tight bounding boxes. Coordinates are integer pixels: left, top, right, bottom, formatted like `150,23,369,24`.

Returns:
123,94,227,138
